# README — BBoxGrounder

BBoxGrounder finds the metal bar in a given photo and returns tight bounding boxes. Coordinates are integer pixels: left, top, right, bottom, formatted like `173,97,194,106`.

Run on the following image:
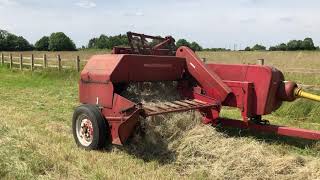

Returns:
153,105,170,111
217,118,320,140
163,102,180,108
144,101,217,117
171,101,192,107
145,103,216,116
295,88,320,102
143,106,157,112
181,100,201,106
128,32,166,41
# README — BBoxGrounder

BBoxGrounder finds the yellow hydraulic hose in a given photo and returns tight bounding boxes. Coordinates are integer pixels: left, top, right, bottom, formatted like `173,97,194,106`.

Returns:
294,88,320,102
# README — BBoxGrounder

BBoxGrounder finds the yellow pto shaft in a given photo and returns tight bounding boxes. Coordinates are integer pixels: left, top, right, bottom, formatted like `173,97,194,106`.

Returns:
294,88,320,102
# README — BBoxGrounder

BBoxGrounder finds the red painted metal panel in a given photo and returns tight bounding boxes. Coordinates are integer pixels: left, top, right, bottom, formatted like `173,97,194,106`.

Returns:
101,93,141,145
79,81,114,108
81,54,124,82
207,64,284,115
111,55,186,82
223,81,255,120
176,47,232,102
82,54,186,83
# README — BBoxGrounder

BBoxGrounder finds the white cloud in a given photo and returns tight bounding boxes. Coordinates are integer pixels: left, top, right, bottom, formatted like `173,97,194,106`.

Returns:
0,0,18,8
124,11,144,17
75,1,96,9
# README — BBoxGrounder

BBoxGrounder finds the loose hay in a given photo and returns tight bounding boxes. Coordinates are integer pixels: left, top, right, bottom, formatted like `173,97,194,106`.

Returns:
120,82,320,179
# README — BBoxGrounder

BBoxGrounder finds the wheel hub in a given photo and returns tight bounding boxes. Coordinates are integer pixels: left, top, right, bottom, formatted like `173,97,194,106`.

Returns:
77,117,93,146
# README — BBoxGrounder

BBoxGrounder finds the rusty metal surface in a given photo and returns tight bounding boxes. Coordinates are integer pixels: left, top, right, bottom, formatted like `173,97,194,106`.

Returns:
143,99,218,117
113,32,176,56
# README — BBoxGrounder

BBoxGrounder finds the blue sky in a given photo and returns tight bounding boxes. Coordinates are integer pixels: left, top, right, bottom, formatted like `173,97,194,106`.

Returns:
0,0,319,48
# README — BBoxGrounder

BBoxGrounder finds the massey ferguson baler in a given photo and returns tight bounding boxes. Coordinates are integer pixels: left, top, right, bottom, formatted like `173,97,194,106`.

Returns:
72,32,320,150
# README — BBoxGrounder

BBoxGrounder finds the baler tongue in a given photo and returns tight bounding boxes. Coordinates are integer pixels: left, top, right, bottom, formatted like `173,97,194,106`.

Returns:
142,99,218,117
295,88,320,102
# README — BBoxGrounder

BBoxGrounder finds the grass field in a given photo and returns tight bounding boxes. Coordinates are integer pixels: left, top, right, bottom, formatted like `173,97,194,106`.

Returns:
0,51,320,179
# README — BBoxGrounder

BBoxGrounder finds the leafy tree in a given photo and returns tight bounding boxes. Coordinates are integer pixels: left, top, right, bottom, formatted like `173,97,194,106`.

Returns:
278,43,287,51
301,38,316,50
15,36,34,51
203,48,230,51
270,38,316,51
190,42,203,51
95,35,109,49
35,36,49,51
88,38,98,48
176,39,191,48
175,39,203,51
287,40,300,51
0,29,33,51
48,32,76,51
251,44,266,51
108,34,128,48
87,34,129,49
269,43,287,51
269,46,276,51
244,46,251,51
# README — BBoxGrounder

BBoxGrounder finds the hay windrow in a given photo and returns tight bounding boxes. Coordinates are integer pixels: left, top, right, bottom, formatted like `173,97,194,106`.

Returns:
119,82,320,179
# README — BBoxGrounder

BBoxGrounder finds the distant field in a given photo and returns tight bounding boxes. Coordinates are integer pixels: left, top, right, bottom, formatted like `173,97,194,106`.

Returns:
2,49,320,69
198,51,320,70
198,51,320,86
0,51,320,179
1,50,319,86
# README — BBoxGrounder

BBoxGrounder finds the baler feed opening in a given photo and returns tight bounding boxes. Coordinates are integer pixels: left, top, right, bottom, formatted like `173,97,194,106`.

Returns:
142,99,218,117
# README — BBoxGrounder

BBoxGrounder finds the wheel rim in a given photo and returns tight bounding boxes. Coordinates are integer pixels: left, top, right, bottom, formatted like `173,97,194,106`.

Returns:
76,114,94,146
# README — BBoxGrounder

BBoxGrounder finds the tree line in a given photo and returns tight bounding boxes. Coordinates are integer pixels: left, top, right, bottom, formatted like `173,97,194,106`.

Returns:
87,35,204,52
245,38,319,51
0,30,76,51
1,29,319,52
0,29,205,52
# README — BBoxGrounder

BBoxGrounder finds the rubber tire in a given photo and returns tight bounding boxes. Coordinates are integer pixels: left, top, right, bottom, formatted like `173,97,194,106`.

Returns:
72,104,109,150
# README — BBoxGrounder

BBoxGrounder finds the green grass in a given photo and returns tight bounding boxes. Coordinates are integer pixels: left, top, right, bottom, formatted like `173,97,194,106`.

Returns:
1,51,320,179
0,67,182,179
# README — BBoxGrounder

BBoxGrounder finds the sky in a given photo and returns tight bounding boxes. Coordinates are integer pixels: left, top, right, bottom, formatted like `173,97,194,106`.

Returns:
0,0,319,49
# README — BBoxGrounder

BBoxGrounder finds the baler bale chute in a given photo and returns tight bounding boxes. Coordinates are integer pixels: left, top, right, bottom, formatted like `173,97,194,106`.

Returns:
72,32,320,150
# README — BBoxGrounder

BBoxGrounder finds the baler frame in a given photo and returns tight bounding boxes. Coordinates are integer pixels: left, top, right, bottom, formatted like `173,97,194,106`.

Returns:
72,32,320,150
112,32,176,56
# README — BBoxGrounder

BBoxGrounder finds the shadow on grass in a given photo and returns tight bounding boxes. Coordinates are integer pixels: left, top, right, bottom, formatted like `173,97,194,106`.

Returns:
121,125,176,164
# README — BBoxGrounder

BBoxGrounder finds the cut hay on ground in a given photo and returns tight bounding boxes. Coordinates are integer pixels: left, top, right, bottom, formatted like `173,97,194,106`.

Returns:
120,82,320,179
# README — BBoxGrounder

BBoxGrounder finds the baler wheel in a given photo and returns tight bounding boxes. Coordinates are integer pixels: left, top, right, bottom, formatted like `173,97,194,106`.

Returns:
72,104,109,150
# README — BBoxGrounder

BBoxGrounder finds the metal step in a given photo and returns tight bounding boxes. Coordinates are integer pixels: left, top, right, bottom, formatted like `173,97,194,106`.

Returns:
142,99,218,117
